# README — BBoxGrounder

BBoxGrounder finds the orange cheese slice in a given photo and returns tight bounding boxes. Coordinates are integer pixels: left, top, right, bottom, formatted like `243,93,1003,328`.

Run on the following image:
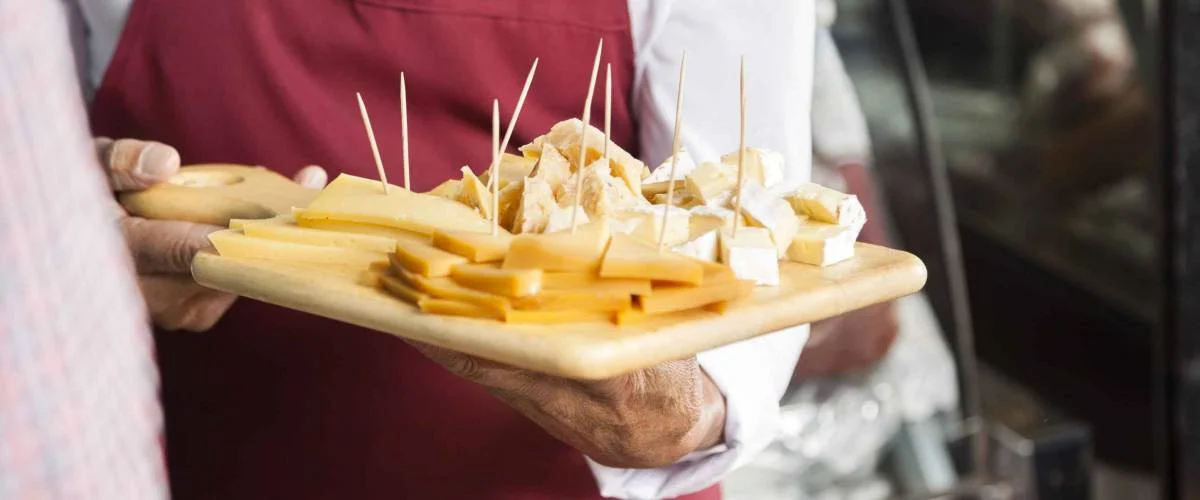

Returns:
638,280,754,315
379,274,428,305
392,238,469,277
502,219,611,272
240,216,398,253
450,264,541,298
541,273,653,295
505,309,611,325
599,234,704,286
394,269,510,316
294,218,428,244
300,174,490,235
208,229,387,269
431,230,512,263
418,298,499,320
512,289,633,312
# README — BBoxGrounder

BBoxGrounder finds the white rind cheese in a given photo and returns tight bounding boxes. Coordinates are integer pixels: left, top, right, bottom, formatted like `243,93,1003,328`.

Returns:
788,221,863,266
671,229,720,262
719,227,780,286
736,183,802,258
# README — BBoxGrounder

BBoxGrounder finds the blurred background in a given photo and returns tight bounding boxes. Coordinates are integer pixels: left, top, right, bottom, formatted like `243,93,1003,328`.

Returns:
718,0,1200,497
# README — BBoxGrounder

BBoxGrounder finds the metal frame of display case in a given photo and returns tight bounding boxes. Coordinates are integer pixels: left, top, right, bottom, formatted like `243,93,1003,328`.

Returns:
1160,0,1200,497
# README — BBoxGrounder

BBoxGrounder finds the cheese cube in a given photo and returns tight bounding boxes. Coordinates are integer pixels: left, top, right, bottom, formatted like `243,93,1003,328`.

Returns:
512,177,557,234
685,162,737,205
209,229,388,270
718,227,780,286
785,183,867,225
736,183,802,257
787,221,862,266
431,229,513,263
600,234,705,285
670,229,719,262
720,147,786,188
301,174,490,235
392,238,469,277
450,264,541,298
502,219,611,272
240,215,398,254
689,206,740,239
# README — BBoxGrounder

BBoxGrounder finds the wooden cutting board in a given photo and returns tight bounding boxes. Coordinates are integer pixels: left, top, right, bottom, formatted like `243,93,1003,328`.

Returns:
119,164,319,225
192,243,927,380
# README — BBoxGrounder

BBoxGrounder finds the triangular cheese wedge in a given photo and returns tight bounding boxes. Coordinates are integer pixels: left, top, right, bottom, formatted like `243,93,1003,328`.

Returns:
530,144,572,192
455,167,494,220
600,234,704,285
301,174,489,235
502,219,611,272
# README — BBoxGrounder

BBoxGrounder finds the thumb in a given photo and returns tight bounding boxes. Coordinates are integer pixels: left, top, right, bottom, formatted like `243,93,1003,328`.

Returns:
293,165,328,189
120,217,224,274
99,138,182,192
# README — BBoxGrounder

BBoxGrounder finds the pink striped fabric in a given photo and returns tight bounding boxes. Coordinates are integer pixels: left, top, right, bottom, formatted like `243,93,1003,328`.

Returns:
0,0,167,498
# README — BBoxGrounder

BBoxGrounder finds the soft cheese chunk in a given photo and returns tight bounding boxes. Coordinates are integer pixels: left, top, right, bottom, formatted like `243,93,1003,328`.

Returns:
479,154,537,189
720,147,786,188
787,221,862,266
525,119,646,189
544,205,590,233
502,219,611,272
685,162,737,205
688,206,741,239
785,182,867,226
301,174,490,235
512,178,557,234
558,161,642,220
530,144,573,193
600,233,705,285
642,150,698,197
736,183,802,257
670,229,720,262
610,205,691,247
718,227,780,286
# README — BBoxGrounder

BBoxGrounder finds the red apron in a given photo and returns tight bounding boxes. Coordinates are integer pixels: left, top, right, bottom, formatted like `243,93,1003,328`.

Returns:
91,1,721,499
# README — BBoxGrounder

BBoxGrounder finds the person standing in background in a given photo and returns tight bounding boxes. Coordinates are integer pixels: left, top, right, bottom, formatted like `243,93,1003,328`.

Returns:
0,0,166,497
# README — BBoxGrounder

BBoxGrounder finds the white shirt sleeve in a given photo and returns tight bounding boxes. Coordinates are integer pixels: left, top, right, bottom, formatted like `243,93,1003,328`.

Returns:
587,2,815,499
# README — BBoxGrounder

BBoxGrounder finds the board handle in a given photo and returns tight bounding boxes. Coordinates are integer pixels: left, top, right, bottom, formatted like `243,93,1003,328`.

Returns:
118,164,319,226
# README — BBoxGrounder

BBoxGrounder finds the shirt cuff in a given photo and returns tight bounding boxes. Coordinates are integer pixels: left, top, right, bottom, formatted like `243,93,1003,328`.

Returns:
586,325,810,499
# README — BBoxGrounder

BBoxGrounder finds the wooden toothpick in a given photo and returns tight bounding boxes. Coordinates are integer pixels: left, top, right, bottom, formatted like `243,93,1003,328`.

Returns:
494,58,540,174
570,39,604,233
604,63,612,161
657,51,688,252
356,92,389,195
400,73,411,190
492,99,501,236
733,57,747,235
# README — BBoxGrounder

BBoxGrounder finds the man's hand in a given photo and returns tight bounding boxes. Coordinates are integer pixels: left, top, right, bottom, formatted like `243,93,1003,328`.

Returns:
98,138,327,331
410,343,726,469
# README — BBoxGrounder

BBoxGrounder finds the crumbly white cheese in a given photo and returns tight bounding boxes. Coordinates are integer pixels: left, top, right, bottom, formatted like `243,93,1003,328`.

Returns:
645,149,699,183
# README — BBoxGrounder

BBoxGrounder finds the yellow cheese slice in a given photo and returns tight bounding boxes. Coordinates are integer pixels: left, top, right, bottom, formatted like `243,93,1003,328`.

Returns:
418,298,500,320
541,273,653,295
502,219,611,272
379,274,428,305
241,216,398,254
395,269,510,316
512,289,633,312
431,230,513,263
392,238,469,277
427,179,461,199
505,309,612,325
300,174,489,235
638,279,754,315
600,234,704,285
450,264,542,298
293,218,427,244
208,229,388,269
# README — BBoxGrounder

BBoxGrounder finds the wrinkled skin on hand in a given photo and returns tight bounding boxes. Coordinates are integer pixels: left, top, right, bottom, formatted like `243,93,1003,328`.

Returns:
410,343,727,468
99,138,326,331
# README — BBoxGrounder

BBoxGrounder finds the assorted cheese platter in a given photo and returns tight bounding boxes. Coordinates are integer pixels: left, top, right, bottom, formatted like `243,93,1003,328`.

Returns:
123,46,928,379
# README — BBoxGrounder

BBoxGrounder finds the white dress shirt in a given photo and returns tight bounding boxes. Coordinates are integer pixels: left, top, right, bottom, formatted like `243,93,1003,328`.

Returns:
67,1,815,498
